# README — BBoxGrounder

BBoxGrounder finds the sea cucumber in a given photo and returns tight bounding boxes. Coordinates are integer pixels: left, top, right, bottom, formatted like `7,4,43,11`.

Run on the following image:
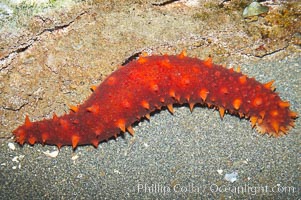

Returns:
13,51,297,149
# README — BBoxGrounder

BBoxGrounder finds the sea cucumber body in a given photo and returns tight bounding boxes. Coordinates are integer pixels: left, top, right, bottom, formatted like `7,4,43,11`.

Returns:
13,54,297,148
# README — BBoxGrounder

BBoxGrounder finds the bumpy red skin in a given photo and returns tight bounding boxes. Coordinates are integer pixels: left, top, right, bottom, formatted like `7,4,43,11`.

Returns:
13,54,296,148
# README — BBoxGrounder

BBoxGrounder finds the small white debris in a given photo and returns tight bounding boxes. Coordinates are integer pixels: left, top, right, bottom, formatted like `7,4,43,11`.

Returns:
8,142,16,150
143,143,149,148
11,157,22,170
217,169,223,175
1,163,6,166
43,150,59,158
71,154,79,161
113,169,121,174
247,177,251,181
12,156,19,162
183,0,199,7
224,171,238,183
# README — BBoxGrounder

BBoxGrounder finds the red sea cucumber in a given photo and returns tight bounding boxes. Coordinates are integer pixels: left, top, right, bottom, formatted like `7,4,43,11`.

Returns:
13,51,297,149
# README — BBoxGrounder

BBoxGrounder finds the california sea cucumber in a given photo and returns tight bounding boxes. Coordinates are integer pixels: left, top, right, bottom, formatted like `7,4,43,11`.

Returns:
13,51,297,149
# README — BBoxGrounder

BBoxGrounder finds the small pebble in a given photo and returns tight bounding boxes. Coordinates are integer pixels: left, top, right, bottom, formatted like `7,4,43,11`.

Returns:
71,154,79,161
217,169,223,175
8,142,16,150
243,2,269,18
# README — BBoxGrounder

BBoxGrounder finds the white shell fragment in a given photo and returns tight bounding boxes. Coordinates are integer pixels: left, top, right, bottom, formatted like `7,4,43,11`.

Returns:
43,150,59,158
224,171,238,183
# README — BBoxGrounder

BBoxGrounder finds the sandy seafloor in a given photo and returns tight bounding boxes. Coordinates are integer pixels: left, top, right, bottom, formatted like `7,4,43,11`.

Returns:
1,57,300,199
0,0,300,199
